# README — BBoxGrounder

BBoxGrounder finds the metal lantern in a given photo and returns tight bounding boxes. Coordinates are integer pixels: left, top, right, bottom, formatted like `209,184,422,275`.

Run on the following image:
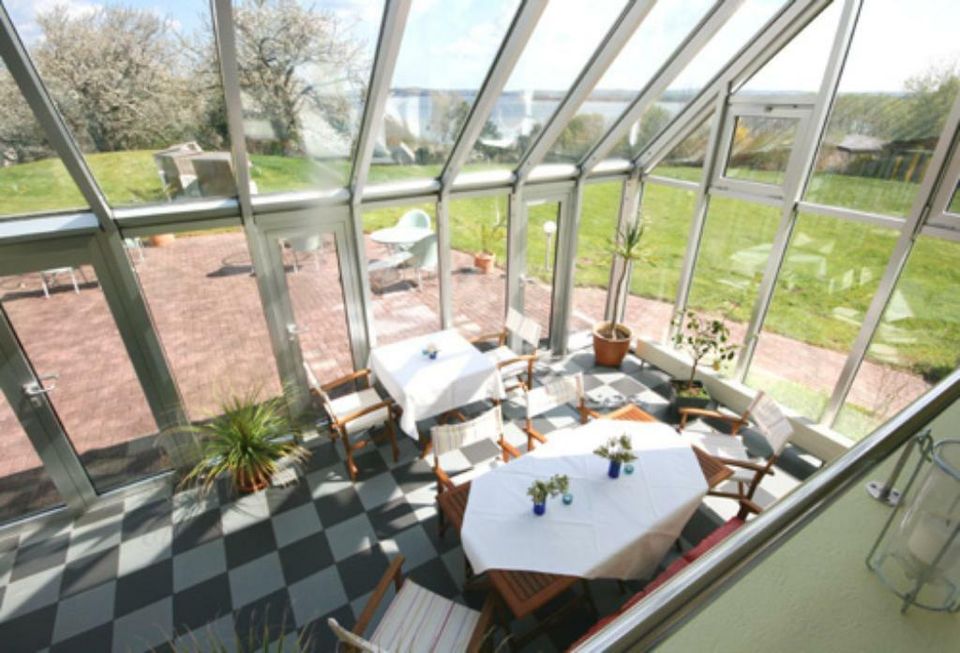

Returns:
867,436,960,613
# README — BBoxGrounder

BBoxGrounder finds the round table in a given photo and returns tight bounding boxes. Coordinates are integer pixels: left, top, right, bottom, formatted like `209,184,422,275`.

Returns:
370,226,433,246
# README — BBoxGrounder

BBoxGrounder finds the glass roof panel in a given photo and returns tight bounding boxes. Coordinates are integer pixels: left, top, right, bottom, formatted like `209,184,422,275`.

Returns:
612,0,787,161
0,64,86,218
806,0,960,217
461,0,628,175
8,0,237,207
367,0,520,185
544,0,716,164
235,0,383,194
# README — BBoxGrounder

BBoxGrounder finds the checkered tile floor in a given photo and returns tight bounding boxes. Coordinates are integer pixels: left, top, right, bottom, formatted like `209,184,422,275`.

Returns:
0,351,818,652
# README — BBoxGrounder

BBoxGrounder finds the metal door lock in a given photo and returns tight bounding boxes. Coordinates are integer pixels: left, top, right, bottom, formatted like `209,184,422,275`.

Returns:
23,374,58,406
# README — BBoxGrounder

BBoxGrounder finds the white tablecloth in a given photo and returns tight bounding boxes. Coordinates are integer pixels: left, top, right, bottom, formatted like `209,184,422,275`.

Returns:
461,420,707,580
368,330,504,437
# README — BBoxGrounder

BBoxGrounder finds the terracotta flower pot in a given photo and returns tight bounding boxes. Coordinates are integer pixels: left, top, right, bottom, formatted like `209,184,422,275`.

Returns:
148,233,176,247
234,470,270,494
592,321,632,367
474,251,496,273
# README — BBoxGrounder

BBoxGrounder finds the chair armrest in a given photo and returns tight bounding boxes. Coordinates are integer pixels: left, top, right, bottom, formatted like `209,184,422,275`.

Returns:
524,426,548,444
715,457,773,474
585,408,602,419
499,438,523,460
434,464,456,492
467,595,497,653
737,498,763,518
679,407,747,431
470,330,507,346
496,353,537,369
354,555,405,637
336,399,394,426
321,368,373,392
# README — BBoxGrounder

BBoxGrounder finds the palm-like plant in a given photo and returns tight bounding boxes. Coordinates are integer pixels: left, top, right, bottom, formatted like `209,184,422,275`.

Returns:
601,220,647,340
181,390,308,495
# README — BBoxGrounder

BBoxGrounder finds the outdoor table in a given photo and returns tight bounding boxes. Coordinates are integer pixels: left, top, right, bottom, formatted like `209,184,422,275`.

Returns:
367,329,504,438
460,418,708,581
370,226,433,247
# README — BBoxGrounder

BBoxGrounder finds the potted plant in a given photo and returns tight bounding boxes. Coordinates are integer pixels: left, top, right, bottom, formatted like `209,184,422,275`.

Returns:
594,434,637,479
148,233,176,247
593,221,647,367
181,390,309,495
526,474,569,516
670,310,739,410
474,208,506,274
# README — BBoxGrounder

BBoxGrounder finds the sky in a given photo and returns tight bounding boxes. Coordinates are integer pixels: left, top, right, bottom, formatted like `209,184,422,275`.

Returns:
6,0,960,94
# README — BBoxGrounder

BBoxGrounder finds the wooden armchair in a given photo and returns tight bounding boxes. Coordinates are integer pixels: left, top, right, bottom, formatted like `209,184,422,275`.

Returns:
678,391,793,506
431,405,521,536
303,362,399,481
523,372,598,451
328,554,496,652
471,307,543,393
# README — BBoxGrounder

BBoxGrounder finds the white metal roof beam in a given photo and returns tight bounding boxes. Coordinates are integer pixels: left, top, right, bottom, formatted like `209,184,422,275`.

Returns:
440,1,548,189
579,0,743,175
632,0,830,173
350,0,413,202
513,0,659,183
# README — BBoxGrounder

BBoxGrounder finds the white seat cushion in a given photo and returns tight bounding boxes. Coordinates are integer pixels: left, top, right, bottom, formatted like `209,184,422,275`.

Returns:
680,429,756,483
371,579,481,652
330,388,390,437
484,345,528,379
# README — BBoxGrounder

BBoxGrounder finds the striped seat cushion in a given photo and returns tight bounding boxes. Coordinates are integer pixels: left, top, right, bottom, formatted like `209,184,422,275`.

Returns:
370,579,481,652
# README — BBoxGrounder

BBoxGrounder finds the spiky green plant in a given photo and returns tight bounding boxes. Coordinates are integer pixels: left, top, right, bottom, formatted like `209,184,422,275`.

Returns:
602,220,648,340
181,390,308,495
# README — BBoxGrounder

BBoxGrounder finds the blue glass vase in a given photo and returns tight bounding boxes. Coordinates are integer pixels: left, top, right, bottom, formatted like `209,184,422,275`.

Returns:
608,459,622,479
533,501,546,516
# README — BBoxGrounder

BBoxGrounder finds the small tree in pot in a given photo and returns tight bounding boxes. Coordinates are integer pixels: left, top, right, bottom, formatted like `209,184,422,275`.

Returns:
474,208,506,274
593,220,647,367
670,310,739,409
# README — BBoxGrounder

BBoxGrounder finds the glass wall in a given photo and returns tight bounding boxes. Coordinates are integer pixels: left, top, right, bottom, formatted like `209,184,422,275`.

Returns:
626,183,698,342
570,182,620,336
131,228,283,421
449,195,508,337
363,204,440,345
835,235,960,440
722,114,800,187
463,0,627,173
650,121,710,183
806,0,960,217
524,200,561,340
368,0,518,184
686,196,781,351
7,1,234,206
745,214,897,418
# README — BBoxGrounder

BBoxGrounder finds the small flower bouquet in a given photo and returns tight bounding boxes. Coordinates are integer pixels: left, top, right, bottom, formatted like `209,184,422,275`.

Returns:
422,343,439,359
594,434,637,478
527,474,569,516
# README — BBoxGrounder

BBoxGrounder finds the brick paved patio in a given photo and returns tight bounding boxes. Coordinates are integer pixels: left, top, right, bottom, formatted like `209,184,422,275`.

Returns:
0,230,930,521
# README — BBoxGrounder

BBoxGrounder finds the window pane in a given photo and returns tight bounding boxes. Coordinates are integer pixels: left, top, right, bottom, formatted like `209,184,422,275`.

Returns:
1,267,164,492
650,120,710,183
745,214,897,419
723,115,799,186
0,389,64,523
450,195,508,337
545,0,715,164
612,0,787,160
9,2,234,207
626,183,698,342
835,235,960,440
806,0,960,217
687,197,781,351
368,0,519,185
131,229,283,422
463,0,627,174
570,182,620,340
948,181,960,215
525,200,561,340
0,65,86,218
363,204,439,345
235,0,383,194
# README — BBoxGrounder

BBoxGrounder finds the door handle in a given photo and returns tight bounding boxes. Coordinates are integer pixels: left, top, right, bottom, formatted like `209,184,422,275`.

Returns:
286,323,307,339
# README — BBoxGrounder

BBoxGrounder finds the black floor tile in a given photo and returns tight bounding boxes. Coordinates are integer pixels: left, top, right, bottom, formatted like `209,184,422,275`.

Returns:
302,441,340,473
335,545,391,601
351,449,389,479
172,574,233,632
121,499,171,542
232,588,294,650
366,498,417,540
73,503,124,529
300,604,354,653
421,513,461,555
278,532,334,585
314,487,364,529
0,604,57,651
406,556,458,599
10,532,70,582
265,481,313,516
224,521,278,569
389,457,435,495
50,620,113,653
60,547,119,598
172,509,222,554
115,558,173,618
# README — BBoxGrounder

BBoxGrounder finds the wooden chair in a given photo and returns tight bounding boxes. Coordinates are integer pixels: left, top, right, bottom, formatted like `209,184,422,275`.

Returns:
328,554,496,652
678,391,793,505
471,308,542,393
431,405,521,537
522,373,598,451
303,362,399,481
